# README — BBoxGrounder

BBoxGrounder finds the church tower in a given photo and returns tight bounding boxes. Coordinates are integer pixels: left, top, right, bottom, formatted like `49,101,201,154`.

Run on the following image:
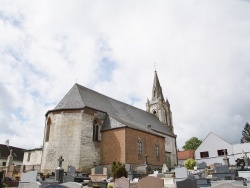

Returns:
146,71,174,132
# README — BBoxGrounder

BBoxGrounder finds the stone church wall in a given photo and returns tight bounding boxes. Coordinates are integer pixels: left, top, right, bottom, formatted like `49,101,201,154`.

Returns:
41,109,101,173
165,136,177,167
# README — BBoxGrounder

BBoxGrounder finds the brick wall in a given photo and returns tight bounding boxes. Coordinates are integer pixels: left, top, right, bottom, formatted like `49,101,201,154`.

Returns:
101,127,165,166
101,128,125,165
125,128,165,166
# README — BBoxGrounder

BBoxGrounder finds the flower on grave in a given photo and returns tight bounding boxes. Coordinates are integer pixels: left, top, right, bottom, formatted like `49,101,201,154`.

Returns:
14,174,20,178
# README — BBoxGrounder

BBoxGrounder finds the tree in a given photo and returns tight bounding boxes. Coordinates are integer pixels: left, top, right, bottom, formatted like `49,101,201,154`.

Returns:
182,137,202,150
111,161,127,180
241,122,250,143
184,158,196,170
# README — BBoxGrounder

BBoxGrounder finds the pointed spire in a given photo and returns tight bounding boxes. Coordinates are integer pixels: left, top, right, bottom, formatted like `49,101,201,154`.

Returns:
152,71,164,101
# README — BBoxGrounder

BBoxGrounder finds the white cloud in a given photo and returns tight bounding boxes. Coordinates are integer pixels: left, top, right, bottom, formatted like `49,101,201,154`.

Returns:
0,0,250,149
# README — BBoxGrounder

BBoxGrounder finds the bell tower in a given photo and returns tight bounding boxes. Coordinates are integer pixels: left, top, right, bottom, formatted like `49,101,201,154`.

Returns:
146,71,174,132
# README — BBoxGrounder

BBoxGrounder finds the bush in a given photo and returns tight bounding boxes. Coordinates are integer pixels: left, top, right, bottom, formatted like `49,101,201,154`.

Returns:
111,161,127,180
184,158,196,170
107,185,113,188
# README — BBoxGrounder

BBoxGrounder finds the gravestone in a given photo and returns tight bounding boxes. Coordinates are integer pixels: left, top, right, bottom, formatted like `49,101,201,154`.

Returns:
175,167,188,179
238,171,250,179
89,166,107,182
125,164,131,172
20,171,38,182
196,179,211,188
197,162,207,169
215,165,229,173
95,166,103,174
244,157,250,166
210,163,221,169
213,165,235,180
162,163,169,173
6,165,14,178
67,165,76,176
115,176,130,188
138,176,164,188
61,182,83,188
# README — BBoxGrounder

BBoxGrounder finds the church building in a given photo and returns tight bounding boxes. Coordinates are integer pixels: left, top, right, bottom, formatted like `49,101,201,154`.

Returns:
41,71,177,173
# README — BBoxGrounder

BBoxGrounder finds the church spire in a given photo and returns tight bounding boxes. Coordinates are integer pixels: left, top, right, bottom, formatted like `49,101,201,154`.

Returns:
152,71,164,101
146,71,174,132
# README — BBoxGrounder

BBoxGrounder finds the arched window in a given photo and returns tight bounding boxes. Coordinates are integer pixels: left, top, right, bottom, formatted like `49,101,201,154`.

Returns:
93,119,99,141
156,143,159,157
138,137,142,156
45,118,51,142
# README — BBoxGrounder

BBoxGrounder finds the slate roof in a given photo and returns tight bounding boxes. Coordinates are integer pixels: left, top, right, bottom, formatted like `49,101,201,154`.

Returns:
0,144,24,161
49,84,176,137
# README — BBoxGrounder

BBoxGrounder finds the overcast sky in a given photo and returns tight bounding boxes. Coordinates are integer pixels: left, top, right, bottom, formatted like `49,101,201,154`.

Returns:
0,0,250,150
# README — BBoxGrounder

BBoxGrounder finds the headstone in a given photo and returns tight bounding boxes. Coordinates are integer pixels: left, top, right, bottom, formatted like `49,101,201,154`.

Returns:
196,179,211,187
67,165,76,176
89,166,108,182
215,165,229,173
114,176,130,188
238,171,250,179
197,161,207,169
20,171,38,182
94,166,103,174
175,167,188,179
6,165,14,178
176,179,196,188
138,176,164,188
125,164,131,172
162,163,169,173
244,157,250,166
6,149,13,167
61,182,83,188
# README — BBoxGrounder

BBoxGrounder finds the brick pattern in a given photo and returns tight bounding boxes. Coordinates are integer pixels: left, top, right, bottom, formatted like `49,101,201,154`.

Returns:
125,128,165,166
101,128,126,164
177,150,195,160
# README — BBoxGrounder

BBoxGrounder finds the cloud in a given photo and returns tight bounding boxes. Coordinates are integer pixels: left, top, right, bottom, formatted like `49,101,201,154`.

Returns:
0,0,250,150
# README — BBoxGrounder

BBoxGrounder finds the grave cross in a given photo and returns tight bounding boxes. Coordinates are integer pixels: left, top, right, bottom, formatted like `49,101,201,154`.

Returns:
58,156,64,168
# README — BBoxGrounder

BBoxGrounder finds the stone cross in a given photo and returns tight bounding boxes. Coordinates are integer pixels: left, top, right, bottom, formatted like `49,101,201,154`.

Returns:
242,150,247,158
58,156,64,168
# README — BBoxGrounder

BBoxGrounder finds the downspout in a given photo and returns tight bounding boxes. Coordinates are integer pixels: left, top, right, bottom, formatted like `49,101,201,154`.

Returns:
124,127,126,164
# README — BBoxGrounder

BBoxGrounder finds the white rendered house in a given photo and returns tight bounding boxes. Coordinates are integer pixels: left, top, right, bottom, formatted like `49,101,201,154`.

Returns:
195,132,250,166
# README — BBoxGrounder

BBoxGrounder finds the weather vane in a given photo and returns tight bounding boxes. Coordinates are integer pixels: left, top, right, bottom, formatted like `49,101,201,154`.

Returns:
154,62,157,71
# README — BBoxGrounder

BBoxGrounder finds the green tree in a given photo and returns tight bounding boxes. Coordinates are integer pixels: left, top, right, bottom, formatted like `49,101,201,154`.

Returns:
111,161,127,180
184,158,196,170
182,137,202,150
241,122,250,143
